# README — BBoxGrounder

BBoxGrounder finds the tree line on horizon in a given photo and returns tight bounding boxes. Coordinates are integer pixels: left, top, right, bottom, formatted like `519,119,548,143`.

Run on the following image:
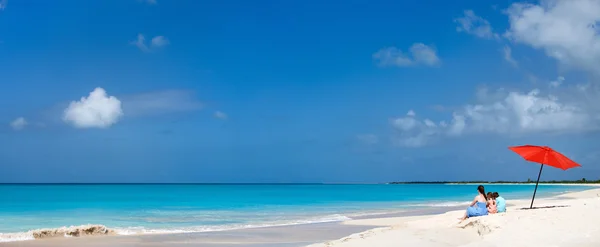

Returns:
388,178,600,184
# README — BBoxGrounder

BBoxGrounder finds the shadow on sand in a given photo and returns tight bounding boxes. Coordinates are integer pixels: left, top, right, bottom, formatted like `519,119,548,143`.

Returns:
518,205,570,210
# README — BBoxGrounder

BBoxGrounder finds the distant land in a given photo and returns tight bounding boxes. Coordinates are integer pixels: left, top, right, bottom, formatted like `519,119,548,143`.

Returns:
388,179,600,184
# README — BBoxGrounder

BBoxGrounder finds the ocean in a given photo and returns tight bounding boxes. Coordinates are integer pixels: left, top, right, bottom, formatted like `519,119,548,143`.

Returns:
0,184,592,242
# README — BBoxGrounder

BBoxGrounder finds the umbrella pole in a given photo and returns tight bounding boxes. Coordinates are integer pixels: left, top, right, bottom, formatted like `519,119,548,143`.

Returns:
530,164,544,209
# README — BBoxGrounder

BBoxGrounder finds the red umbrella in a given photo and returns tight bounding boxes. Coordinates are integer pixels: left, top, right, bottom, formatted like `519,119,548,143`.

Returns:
508,145,582,209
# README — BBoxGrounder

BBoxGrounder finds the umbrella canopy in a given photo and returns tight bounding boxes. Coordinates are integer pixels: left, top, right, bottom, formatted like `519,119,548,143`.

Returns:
508,145,582,170
508,145,582,209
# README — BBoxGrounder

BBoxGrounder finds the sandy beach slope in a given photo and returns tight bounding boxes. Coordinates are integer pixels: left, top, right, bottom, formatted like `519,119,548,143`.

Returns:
307,188,600,247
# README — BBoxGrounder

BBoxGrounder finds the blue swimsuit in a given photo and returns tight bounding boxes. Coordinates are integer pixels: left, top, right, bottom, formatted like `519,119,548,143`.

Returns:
467,201,488,217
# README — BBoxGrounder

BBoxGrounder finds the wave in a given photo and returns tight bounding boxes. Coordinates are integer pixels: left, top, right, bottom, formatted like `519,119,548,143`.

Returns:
0,225,114,243
0,214,352,243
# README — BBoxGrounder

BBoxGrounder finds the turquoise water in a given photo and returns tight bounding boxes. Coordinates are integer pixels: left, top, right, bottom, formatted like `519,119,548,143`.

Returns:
0,184,592,241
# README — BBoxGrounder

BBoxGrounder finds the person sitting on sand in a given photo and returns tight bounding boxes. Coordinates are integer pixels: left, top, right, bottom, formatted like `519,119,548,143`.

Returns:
460,185,489,221
487,192,497,214
494,192,506,213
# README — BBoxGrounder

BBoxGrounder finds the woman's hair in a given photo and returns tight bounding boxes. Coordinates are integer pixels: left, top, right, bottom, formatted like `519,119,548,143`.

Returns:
487,192,493,200
478,185,487,200
493,192,499,198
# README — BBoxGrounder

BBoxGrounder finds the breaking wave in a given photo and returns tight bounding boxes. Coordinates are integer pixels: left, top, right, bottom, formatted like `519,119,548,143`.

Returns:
0,225,114,243
0,214,352,243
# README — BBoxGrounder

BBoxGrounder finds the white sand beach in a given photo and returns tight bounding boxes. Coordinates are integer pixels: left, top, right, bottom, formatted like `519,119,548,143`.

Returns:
308,187,600,247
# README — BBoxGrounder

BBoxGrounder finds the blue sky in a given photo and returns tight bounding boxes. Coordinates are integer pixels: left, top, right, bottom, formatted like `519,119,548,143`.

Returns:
1,0,599,183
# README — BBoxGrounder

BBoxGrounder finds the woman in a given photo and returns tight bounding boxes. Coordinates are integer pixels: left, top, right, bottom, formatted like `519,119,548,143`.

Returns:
459,185,489,220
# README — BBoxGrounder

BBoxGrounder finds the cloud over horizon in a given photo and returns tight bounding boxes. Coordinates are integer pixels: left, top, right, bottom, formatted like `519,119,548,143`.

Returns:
63,88,124,129
391,78,600,147
385,0,600,148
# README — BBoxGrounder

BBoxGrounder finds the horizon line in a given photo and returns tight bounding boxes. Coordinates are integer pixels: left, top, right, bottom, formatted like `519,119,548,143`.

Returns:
0,180,596,185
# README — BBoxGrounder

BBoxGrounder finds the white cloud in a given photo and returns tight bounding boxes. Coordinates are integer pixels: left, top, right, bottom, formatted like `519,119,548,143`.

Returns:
391,84,600,147
372,47,413,67
410,43,441,66
503,45,518,67
63,88,123,129
121,90,203,117
151,36,169,48
214,111,228,120
505,0,600,73
9,117,27,130
392,111,419,131
455,10,499,39
131,34,169,52
41,89,201,126
391,110,454,147
373,43,441,67
131,34,149,52
386,1,600,147
391,111,464,147
456,88,596,134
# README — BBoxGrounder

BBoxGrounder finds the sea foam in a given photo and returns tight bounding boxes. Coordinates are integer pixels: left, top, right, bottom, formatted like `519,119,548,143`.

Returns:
0,225,114,243
0,214,351,242
114,214,352,235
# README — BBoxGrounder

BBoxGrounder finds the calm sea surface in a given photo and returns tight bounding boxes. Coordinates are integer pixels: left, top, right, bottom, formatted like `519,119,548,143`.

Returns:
0,184,592,241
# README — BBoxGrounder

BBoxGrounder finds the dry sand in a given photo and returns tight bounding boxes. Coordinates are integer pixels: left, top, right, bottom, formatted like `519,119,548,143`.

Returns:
308,188,600,247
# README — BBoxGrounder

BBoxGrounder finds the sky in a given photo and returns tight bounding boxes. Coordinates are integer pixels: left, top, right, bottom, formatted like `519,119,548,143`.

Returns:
1,0,599,183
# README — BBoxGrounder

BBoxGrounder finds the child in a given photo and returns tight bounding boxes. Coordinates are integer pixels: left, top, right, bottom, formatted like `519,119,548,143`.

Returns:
487,192,497,214
493,192,506,213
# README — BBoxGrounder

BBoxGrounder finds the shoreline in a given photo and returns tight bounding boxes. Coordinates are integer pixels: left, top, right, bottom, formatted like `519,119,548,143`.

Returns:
0,208,460,247
1,184,598,246
0,206,461,244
